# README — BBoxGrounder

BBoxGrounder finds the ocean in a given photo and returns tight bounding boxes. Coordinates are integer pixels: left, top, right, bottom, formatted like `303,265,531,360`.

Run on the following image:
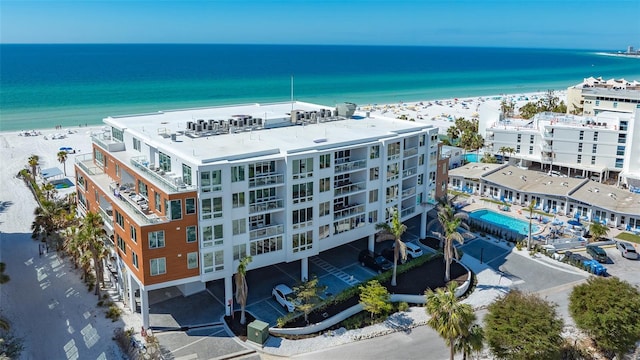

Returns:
1,44,639,132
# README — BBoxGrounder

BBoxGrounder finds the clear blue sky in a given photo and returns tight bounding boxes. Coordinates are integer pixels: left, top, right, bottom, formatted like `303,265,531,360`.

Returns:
1,0,638,49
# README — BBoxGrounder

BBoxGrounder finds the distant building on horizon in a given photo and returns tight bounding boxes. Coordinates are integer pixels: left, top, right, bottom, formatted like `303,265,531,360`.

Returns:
566,77,640,115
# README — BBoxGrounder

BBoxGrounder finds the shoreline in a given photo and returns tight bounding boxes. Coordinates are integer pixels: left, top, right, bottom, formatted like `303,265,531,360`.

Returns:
594,52,640,59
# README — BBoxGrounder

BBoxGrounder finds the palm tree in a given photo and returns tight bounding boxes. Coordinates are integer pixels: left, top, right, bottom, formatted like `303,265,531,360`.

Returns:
42,182,56,201
498,146,509,164
454,324,484,360
446,126,460,146
433,197,469,282
31,200,64,242
57,150,68,176
80,212,107,297
375,210,407,287
28,154,39,180
526,199,537,250
234,256,253,325
588,221,609,242
426,282,477,360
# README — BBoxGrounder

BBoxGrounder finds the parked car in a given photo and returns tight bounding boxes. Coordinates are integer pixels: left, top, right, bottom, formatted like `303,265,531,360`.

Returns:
586,245,608,263
272,284,295,312
359,250,393,273
616,241,639,260
392,241,424,260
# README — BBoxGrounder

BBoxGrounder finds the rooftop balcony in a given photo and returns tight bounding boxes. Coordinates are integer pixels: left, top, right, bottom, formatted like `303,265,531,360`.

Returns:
130,156,196,193
91,133,125,152
75,154,104,176
108,183,169,225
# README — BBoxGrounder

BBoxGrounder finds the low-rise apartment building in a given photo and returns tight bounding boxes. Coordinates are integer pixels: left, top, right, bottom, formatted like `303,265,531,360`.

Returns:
74,101,441,327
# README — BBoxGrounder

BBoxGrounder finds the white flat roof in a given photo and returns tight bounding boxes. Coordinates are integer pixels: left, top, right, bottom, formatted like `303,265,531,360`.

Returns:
104,101,435,164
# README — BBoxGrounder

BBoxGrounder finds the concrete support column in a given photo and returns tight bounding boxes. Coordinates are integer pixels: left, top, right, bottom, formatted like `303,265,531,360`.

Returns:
368,234,375,252
420,211,427,239
140,288,149,328
301,258,309,282
224,275,233,316
128,272,135,313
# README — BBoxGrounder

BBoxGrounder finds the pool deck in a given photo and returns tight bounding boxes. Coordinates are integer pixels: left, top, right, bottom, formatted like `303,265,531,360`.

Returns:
457,192,625,244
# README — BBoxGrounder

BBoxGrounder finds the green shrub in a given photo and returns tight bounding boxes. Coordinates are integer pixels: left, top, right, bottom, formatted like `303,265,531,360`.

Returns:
398,301,409,312
106,304,122,321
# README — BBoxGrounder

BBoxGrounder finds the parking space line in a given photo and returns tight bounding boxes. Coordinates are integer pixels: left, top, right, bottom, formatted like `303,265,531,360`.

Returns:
310,257,360,286
205,288,225,306
273,264,299,283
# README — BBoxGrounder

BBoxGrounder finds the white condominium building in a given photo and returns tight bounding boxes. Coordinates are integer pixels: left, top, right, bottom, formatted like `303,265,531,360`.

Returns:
484,110,640,186
75,101,440,327
566,77,640,115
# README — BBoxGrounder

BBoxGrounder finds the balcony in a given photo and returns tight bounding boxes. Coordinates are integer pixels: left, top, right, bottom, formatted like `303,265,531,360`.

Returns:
402,166,417,178
334,159,367,174
91,133,125,152
130,156,196,193
249,199,284,214
75,155,104,176
109,183,169,225
402,187,416,199
401,206,415,218
249,174,284,188
98,206,114,228
334,181,366,197
334,204,365,221
249,224,284,240
403,147,418,158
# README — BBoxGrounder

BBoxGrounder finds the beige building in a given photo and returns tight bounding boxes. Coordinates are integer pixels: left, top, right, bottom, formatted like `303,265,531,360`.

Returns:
566,77,640,115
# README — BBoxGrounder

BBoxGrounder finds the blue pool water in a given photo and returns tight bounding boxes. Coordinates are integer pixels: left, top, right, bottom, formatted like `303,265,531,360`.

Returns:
464,153,478,163
469,209,538,235
52,178,75,189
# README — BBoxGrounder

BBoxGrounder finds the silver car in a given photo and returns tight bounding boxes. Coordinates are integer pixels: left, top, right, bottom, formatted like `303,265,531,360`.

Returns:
616,241,639,260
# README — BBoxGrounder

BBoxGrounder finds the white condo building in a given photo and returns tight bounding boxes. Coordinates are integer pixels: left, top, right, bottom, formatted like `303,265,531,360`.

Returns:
484,110,640,187
75,101,441,327
566,77,640,115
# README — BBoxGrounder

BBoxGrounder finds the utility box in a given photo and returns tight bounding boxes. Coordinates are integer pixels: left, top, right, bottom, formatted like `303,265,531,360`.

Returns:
247,320,269,346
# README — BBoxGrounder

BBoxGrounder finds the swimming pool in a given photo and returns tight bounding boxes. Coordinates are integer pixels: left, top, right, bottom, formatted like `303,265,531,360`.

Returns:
51,178,75,189
464,153,478,163
469,209,538,236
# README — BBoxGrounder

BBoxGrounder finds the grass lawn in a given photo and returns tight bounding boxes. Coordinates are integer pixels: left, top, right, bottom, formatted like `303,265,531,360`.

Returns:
615,232,640,244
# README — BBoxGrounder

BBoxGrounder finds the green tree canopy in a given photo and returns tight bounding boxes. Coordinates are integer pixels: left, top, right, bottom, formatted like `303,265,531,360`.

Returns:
569,277,640,359
588,222,609,242
359,280,392,321
293,275,327,324
484,290,564,359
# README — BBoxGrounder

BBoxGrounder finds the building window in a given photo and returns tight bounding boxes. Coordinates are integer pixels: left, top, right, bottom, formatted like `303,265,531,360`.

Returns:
149,231,165,249
200,170,222,192
202,251,224,273
233,244,247,260
249,161,276,178
517,134,521,143
319,177,330,192
292,158,313,179
250,236,283,256
417,174,424,185
130,225,137,243
231,165,245,182
577,154,582,163
369,167,379,181
419,135,425,146
154,191,162,212
292,207,313,229
186,225,197,243
615,158,624,168
418,154,424,166
593,132,599,142
186,198,196,214
387,142,401,160
111,127,124,142
202,224,224,246
150,258,166,276
232,192,245,208
319,201,330,217
386,185,398,203
115,211,124,228
516,145,520,153
319,224,330,239
133,137,141,151
137,180,148,198
182,164,192,185
293,182,314,203
201,197,222,219
292,230,313,253
232,218,246,235
617,146,625,156
117,235,126,254
528,146,533,155
579,131,584,141
319,154,331,169
591,156,596,165
368,210,378,224
187,252,198,269
369,189,379,203
370,145,380,159
132,252,138,269
592,144,597,153
578,143,583,153
170,200,182,220
159,152,171,172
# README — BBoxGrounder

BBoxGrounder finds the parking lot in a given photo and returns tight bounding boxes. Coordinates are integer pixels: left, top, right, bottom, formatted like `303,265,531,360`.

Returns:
600,244,640,286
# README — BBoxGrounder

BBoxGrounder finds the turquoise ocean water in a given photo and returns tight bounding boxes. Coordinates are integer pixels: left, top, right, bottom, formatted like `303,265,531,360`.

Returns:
1,44,639,131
